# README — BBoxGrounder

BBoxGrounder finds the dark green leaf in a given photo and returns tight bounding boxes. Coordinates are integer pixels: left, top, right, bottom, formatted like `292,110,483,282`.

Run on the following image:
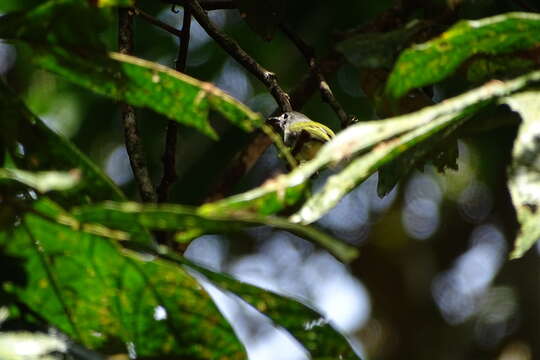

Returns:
0,82,124,202
0,199,245,358
337,20,426,69
158,251,360,360
386,12,540,99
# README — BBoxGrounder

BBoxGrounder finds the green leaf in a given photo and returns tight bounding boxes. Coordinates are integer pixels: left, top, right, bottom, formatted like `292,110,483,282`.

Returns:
1,200,245,358
376,124,460,197
232,0,285,40
1,197,360,359
156,251,360,360
0,168,81,193
290,70,540,224
72,201,358,263
386,12,540,99
503,91,540,259
0,0,263,139
33,49,262,139
337,20,426,69
0,82,124,202
0,0,108,50
194,71,540,226
96,0,133,6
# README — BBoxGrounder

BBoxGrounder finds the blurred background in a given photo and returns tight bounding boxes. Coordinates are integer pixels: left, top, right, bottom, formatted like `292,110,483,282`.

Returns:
1,0,539,359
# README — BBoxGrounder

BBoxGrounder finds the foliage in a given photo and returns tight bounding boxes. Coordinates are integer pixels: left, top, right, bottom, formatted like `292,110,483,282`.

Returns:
1,0,540,359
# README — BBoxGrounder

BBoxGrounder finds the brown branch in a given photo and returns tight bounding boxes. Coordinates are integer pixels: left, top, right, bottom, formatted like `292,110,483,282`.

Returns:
118,8,157,203
281,24,352,129
162,0,236,10
182,0,292,112
134,8,184,38
157,9,192,203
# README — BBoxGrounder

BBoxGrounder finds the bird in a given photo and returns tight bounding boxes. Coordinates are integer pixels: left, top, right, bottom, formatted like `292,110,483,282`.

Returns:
268,111,335,163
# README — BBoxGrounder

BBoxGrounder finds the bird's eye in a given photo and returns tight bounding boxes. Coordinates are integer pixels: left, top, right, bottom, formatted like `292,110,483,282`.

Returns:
283,113,288,119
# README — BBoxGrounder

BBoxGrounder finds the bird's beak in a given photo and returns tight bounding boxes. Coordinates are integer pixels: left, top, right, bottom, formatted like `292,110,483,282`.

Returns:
267,116,282,129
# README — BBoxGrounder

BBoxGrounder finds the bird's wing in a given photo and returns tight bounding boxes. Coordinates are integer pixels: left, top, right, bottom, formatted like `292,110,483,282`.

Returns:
289,120,335,142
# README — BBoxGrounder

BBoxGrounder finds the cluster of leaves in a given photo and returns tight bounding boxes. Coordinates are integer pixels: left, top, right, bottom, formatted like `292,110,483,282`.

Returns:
1,0,540,358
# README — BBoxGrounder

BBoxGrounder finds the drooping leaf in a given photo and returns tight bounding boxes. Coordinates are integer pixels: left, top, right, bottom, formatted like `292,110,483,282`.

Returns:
232,0,285,40
0,81,124,202
0,168,81,193
155,251,360,360
0,199,246,358
72,201,358,263
386,12,540,99
33,49,262,139
503,91,540,259
0,0,263,139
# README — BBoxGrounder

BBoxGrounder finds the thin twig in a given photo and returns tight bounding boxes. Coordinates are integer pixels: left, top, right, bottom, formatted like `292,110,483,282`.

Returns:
157,9,192,202
134,8,183,38
281,24,352,128
182,0,292,112
118,8,157,202
163,0,236,10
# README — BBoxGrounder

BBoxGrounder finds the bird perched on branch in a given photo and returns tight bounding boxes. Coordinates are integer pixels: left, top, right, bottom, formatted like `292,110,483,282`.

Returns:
269,111,335,163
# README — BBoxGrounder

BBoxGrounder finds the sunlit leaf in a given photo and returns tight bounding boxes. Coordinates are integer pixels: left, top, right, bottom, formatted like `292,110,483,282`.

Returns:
34,49,262,139
290,70,540,224
72,201,358,263
0,332,67,360
0,168,80,193
0,82,124,202
503,91,540,259
386,12,540,99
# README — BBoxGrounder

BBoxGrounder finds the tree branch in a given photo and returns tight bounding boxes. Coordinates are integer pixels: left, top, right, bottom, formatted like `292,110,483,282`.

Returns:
157,9,192,203
281,24,353,128
163,0,236,11
182,0,292,112
118,8,157,202
134,8,184,38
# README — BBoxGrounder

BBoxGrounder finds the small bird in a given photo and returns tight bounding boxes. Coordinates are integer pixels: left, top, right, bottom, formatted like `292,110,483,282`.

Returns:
269,111,335,163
